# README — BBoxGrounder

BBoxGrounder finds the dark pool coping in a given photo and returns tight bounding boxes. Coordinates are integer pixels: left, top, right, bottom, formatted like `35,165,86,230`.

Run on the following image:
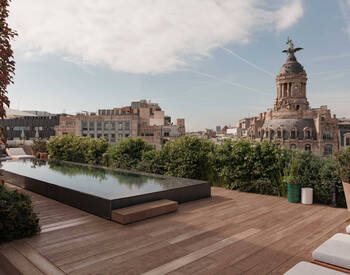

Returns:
1,160,211,220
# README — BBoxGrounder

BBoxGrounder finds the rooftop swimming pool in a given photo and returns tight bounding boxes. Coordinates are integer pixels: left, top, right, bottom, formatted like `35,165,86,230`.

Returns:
1,160,210,219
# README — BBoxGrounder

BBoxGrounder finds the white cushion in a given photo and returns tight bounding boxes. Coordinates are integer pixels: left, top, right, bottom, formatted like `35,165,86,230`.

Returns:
346,225,350,234
285,261,347,274
312,233,350,269
6,148,26,156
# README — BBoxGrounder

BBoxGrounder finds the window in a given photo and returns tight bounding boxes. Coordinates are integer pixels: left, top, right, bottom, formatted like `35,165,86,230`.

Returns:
66,121,73,126
104,122,111,130
290,129,296,139
323,130,331,140
89,121,95,130
296,105,300,110
290,144,297,150
81,121,88,131
265,130,269,138
258,130,261,137
13,126,30,131
270,130,274,139
323,144,333,156
305,130,311,139
346,138,350,146
305,144,311,152
97,122,102,130
277,130,282,139
118,122,123,130
124,121,130,130
164,132,169,137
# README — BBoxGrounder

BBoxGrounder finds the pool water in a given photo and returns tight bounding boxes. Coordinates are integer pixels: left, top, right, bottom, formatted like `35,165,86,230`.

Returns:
0,160,187,200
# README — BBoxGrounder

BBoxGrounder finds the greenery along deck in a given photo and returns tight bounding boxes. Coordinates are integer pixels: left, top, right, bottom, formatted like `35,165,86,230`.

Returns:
1,184,349,274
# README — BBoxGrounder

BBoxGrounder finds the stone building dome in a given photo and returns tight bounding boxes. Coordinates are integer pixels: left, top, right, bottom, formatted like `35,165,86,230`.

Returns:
279,54,305,75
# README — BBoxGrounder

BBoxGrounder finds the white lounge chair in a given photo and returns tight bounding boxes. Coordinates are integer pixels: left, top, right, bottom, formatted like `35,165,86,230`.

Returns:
312,233,350,273
285,261,347,274
6,148,35,160
346,225,350,234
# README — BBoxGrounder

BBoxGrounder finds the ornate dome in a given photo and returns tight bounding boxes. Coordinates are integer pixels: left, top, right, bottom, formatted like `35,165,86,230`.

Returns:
279,54,305,75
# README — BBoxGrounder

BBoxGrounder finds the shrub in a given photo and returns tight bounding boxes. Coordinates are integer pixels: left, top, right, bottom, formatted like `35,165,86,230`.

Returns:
137,149,165,174
31,138,48,154
212,139,290,196
319,158,345,207
48,135,108,165
84,138,109,165
102,138,153,169
337,146,350,183
161,136,214,180
0,185,40,243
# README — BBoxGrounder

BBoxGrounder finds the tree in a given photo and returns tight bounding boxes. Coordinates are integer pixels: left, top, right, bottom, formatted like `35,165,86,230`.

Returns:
0,0,16,144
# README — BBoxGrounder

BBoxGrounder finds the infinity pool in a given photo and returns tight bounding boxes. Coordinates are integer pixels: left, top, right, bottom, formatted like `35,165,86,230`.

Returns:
1,160,210,219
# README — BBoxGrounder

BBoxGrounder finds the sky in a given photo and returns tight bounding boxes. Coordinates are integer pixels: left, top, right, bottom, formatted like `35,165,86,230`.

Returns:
6,0,350,131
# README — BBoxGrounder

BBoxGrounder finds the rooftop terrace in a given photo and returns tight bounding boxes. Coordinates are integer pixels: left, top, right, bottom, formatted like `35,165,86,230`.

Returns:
1,184,349,275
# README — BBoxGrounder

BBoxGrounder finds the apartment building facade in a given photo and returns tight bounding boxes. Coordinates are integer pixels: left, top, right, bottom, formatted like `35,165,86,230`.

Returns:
55,100,185,148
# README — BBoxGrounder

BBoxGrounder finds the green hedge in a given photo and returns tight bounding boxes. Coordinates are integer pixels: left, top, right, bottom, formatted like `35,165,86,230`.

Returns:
0,185,40,243
47,135,348,208
102,138,154,169
48,135,108,165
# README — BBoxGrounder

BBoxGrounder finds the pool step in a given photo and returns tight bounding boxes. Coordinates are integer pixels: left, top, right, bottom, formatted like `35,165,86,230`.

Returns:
111,199,178,224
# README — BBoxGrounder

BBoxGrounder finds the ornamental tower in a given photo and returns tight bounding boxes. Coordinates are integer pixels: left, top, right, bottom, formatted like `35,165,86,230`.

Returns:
274,38,309,112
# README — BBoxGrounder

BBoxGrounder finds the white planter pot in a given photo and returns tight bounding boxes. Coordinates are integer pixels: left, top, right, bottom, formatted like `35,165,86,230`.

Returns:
301,187,313,205
343,181,350,212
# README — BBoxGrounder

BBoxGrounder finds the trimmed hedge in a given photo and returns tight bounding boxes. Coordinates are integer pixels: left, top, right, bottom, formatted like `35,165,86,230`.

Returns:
0,184,40,243
48,135,108,165
47,135,347,207
102,138,154,169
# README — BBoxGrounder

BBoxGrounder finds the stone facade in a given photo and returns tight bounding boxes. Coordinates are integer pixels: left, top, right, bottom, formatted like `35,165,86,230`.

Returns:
237,40,350,156
0,115,59,140
55,100,185,149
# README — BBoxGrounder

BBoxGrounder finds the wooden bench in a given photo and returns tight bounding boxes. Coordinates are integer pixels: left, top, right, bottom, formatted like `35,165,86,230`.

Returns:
111,199,178,224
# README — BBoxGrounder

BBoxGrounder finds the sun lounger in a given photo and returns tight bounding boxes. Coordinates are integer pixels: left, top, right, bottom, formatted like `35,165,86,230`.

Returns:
346,225,350,234
6,148,35,160
285,261,347,274
312,233,350,273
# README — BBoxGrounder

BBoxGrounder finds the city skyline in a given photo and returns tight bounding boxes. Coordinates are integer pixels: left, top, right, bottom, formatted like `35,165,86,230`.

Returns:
7,0,350,131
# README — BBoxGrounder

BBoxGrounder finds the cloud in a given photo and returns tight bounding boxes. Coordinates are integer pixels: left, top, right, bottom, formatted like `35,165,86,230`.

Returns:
275,0,303,32
9,0,303,74
339,0,350,35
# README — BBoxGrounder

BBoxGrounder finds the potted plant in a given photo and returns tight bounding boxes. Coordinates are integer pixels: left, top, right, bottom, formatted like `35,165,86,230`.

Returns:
336,147,350,211
31,139,48,160
284,153,302,203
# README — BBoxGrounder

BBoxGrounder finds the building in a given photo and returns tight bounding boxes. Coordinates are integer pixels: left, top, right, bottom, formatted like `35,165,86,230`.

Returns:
338,118,350,150
55,100,185,149
236,39,350,156
0,115,59,140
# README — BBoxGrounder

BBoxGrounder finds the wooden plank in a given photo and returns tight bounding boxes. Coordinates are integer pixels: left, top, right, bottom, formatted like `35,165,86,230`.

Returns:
141,228,260,275
112,199,178,224
0,243,43,275
2,184,349,275
11,241,65,275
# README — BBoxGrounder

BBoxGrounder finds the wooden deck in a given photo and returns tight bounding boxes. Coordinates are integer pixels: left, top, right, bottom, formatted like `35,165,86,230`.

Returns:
1,184,349,275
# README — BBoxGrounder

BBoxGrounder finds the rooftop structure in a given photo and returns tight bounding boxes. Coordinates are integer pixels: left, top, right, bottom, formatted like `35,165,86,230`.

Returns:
55,100,185,148
1,184,348,274
236,39,350,156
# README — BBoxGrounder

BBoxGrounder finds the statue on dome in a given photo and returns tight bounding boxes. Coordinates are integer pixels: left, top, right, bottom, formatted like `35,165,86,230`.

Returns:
282,37,303,55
